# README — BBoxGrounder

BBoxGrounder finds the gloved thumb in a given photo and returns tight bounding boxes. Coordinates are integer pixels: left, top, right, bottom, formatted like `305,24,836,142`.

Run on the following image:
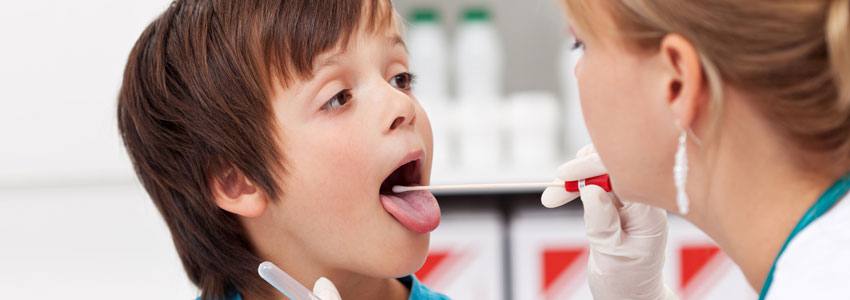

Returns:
313,277,342,300
581,185,622,241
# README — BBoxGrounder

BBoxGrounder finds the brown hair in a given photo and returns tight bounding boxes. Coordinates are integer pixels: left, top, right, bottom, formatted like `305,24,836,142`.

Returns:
116,0,393,298
565,0,850,170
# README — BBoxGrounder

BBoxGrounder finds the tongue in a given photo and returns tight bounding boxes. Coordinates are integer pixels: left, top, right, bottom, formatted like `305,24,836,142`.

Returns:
380,190,441,233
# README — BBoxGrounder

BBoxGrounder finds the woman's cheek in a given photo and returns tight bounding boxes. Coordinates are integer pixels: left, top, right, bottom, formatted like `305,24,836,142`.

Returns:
574,55,584,79
576,62,603,135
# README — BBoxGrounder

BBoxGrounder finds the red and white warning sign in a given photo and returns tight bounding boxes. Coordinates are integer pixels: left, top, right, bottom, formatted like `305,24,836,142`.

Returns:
666,218,756,299
416,209,505,300
510,211,756,300
510,209,593,300
538,245,588,299
417,209,757,300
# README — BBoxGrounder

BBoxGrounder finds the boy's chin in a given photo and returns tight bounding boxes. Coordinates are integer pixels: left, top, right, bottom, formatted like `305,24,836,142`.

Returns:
379,234,431,278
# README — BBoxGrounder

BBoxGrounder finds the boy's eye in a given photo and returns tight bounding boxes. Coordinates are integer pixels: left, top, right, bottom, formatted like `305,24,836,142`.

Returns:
389,72,416,91
321,90,352,111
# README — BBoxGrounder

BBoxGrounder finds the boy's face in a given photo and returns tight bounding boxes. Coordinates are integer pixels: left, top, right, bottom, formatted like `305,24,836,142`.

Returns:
262,25,438,278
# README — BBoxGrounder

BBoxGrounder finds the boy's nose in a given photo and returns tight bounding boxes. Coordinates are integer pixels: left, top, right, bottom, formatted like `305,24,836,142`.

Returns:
389,115,407,130
384,91,416,132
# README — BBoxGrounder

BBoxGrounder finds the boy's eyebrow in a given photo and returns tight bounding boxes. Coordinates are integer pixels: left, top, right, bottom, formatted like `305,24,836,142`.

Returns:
313,34,408,71
315,54,343,72
390,34,407,52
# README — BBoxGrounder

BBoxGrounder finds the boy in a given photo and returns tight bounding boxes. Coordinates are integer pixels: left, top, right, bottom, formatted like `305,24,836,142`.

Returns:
117,1,445,299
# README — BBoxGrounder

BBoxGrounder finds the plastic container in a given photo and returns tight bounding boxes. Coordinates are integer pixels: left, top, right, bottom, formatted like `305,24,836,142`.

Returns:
407,8,453,175
454,7,503,100
559,39,591,156
408,8,449,100
456,98,503,172
455,7,505,171
507,91,560,170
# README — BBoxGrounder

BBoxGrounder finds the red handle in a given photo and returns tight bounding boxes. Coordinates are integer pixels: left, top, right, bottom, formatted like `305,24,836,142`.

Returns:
564,174,612,192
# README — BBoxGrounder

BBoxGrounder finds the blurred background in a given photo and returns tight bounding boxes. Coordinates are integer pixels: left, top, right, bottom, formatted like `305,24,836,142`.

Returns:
0,0,755,299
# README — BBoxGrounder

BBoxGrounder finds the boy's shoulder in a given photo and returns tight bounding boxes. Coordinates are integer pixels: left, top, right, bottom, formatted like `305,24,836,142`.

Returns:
398,275,451,300
197,275,449,300
195,291,242,300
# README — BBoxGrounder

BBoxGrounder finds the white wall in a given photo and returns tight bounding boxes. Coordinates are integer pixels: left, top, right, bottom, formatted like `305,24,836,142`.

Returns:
0,1,198,298
0,1,173,186
0,185,197,298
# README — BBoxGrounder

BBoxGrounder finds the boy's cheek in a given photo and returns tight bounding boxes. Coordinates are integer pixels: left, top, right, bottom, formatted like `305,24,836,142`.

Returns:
294,131,375,180
412,107,433,152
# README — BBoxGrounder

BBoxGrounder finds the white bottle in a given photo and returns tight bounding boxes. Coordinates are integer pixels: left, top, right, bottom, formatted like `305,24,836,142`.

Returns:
407,8,453,176
455,7,503,100
455,7,505,173
560,39,591,156
407,8,449,101
508,92,559,172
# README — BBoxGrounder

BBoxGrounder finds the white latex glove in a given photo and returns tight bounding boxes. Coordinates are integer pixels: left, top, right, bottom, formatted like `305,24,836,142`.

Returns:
312,277,342,300
541,145,677,300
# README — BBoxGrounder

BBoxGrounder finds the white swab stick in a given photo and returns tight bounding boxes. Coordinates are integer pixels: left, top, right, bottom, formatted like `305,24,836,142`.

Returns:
392,182,562,193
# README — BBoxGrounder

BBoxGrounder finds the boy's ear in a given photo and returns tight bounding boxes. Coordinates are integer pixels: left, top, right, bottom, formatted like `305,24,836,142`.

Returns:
659,34,707,129
212,166,267,218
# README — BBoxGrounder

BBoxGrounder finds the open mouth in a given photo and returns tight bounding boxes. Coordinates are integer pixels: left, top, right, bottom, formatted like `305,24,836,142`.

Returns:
380,159,422,195
377,151,440,234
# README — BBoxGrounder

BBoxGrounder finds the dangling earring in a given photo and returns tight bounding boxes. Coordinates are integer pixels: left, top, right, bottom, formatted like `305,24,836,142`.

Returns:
674,130,690,215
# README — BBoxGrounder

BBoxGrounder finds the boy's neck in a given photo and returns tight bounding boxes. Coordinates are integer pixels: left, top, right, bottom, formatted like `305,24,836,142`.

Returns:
324,275,409,300
244,275,408,300
243,230,410,300
244,267,409,300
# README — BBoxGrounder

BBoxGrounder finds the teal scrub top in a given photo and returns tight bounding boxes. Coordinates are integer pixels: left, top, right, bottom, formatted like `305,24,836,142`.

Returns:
758,173,850,299
201,275,450,300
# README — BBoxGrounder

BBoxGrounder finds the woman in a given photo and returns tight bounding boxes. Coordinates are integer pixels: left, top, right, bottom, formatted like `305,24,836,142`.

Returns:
542,0,850,299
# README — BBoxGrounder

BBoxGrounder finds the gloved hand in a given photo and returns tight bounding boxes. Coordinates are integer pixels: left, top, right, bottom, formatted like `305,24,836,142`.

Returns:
312,277,342,300
541,145,677,300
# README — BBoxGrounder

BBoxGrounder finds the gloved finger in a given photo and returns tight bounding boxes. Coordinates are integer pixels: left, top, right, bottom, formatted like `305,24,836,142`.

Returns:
619,201,668,237
575,144,596,158
313,277,342,300
581,185,622,240
542,160,581,208
556,153,608,182
542,178,580,208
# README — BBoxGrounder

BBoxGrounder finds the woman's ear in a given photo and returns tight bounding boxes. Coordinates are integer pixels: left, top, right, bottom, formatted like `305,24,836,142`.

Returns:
212,166,267,218
659,34,707,128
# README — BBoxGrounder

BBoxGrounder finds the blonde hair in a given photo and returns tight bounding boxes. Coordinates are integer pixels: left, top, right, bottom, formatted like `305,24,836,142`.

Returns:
565,0,850,168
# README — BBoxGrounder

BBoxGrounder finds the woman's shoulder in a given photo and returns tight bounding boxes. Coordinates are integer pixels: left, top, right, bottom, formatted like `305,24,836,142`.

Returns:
768,194,850,299
789,191,850,248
